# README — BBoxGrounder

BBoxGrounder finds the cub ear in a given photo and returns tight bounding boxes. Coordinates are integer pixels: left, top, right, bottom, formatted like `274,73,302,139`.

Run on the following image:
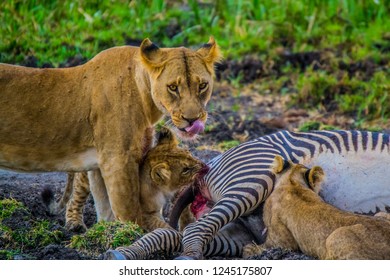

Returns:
308,166,325,193
157,126,179,146
272,155,288,174
140,38,167,69
196,36,223,65
151,163,171,185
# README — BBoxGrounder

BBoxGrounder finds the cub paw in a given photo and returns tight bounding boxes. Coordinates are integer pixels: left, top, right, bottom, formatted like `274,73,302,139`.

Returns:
375,212,390,220
243,243,265,258
65,220,87,233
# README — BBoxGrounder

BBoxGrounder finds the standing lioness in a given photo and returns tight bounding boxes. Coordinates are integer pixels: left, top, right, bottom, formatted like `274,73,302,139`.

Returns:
0,38,221,223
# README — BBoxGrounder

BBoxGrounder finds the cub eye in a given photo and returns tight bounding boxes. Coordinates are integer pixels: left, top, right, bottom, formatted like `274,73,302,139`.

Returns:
199,82,208,91
168,84,178,92
182,167,192,175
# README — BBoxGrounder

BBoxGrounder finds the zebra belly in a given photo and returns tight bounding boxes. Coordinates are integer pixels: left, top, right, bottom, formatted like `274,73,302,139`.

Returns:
304,150,390,213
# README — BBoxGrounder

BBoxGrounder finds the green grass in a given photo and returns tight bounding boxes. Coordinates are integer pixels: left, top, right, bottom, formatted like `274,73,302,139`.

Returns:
218,140,241,151
1,0,389,65
0,198,63,259
11,220,63,248
0,198,143,259
298,121,338,132
0,198,25,220
0,250,20,260
0,0,389,125
293,69,389,122
69,221,143,257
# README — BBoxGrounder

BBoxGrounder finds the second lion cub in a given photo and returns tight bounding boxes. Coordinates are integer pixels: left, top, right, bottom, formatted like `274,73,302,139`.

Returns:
244,155,390,260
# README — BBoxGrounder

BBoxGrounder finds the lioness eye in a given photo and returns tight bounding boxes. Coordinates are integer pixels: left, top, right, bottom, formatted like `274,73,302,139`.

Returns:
199,82,208,91
168,84,178,92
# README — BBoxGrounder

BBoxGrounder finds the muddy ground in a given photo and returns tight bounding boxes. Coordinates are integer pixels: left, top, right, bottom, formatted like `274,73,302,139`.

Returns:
0,47,386,260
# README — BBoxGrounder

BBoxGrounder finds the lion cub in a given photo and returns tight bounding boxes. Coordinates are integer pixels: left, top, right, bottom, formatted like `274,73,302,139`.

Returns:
244,155,390,260
43,128,206,232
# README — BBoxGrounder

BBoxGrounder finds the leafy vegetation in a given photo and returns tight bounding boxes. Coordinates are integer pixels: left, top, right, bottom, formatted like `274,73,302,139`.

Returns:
1,0,389,63
0,198,25,220
298,121,337,132
0,197,144,259
69,221,143,257
0,199,63,259
218,140,241,151
293,69,389,121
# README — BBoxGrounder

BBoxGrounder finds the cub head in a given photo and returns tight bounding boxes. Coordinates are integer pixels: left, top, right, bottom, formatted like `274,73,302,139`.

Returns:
139,37,222,140
272,155,325,193
142,127,208,193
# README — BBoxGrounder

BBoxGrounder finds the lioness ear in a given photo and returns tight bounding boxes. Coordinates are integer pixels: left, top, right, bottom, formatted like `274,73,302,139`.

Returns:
272,155,288,174
140,38,167,69
308,166,325,193
196,36,223,65
158,126,179,146
151,163,171,185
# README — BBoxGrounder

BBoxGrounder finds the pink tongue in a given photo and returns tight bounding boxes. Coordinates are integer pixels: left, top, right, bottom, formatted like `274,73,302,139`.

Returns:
184,120,205,134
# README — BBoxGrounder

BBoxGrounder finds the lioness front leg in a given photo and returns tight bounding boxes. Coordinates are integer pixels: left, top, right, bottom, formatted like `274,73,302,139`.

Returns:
98,154,142,223
88,169,114,221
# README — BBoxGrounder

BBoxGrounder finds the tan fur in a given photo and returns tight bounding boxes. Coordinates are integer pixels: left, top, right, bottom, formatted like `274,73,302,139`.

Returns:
139,128,205,231
375,212,390,220
52,128,204,232
42,172,90,232
0,38,221,223
65,172,90,232
46,173,74,215
244,156,390,260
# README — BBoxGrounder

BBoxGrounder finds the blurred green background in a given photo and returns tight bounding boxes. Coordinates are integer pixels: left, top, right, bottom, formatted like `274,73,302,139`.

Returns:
1,0,389,126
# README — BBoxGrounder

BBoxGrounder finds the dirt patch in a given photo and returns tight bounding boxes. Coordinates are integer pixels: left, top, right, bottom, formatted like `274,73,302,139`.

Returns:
248,247,314,260
0,171,97,259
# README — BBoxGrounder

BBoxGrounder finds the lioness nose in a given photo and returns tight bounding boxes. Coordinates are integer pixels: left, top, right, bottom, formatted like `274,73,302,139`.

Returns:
181,116,199,125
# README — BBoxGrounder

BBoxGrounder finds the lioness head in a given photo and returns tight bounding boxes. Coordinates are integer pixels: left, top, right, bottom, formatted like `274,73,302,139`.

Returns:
143,127,208,192
139,37,222,139
272,155,325,193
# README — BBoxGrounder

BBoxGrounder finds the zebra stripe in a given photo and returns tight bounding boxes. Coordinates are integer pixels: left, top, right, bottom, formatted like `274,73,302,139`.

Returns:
111,130,390,260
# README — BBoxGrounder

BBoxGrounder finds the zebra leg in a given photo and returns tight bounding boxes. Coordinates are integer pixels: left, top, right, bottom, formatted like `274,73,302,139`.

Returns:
103,220,257,260
178,188,263,260
203,220,260,258
104,228,183,260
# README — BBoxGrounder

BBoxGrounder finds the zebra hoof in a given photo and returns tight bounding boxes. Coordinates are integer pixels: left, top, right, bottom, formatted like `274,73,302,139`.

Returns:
175,256,196,260
103,250,127,260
